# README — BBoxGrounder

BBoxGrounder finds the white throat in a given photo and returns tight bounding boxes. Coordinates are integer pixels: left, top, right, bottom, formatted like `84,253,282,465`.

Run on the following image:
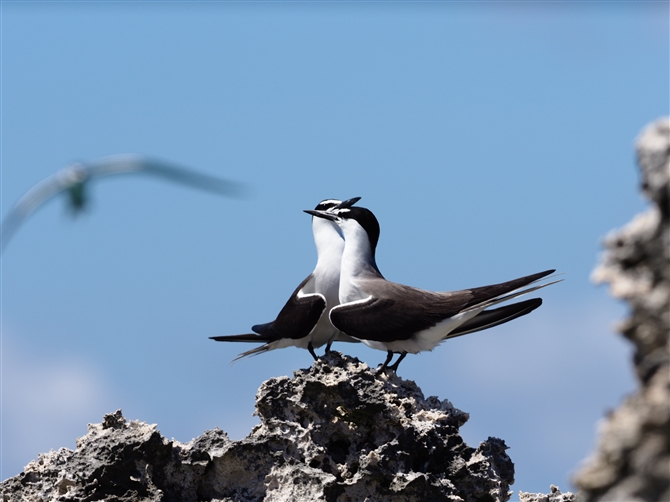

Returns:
309,217,345,307
312,217,344,273
338,218,379,302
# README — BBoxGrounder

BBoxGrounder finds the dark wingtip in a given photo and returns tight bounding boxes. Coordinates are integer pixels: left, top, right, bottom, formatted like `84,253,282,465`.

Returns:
525,297,543,308
252,322,274,335
529,269,557,281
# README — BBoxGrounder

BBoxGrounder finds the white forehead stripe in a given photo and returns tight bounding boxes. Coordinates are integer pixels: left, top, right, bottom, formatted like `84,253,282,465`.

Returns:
319,199,341,206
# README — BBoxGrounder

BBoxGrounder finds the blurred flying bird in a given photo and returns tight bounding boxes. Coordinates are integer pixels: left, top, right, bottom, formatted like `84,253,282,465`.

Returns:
1,154,245,251
210,197,361,361
305,204,560,372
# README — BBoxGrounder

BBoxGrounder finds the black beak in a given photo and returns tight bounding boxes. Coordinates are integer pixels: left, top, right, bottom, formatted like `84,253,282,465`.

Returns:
304,209,338,221
335,197,361,209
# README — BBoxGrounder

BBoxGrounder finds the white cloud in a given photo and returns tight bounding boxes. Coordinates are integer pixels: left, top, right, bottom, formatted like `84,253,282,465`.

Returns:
1,331,115,480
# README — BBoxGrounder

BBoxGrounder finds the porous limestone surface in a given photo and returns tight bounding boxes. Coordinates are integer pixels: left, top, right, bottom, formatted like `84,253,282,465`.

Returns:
519,485,577,502
1,353,514,502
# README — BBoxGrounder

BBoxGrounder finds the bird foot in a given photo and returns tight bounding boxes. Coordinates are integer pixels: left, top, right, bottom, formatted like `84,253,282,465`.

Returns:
375,365,395,376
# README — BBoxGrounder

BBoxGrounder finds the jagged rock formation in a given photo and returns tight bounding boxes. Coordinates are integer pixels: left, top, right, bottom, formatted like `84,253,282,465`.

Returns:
518,485,576,502
573,118,670,501
3,118,667,502
1,353,515,501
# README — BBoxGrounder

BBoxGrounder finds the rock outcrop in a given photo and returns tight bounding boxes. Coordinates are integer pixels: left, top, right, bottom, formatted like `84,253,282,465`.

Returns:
519,485,577,502
3,118,667,502
1,353,515,501
573,118,670,501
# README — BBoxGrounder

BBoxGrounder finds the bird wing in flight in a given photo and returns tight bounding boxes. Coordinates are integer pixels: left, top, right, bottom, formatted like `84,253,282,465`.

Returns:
1,167,86,250
1,155,245,251
87,155,245,197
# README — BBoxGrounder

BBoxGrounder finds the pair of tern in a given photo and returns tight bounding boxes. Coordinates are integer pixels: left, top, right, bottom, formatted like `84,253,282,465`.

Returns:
212,197,559,372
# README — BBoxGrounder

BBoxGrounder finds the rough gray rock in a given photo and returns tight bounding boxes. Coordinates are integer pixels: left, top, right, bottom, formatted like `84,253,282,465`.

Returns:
573,118,670,501
6,119,666,501
1,353,515,501
519,485,576,502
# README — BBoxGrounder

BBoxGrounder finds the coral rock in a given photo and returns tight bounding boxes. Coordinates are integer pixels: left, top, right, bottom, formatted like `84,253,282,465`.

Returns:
1,353,515,501
519,485,577,502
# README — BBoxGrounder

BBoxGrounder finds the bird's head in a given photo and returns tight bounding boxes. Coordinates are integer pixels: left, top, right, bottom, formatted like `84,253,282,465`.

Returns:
305,203,380,254
308,197,362,245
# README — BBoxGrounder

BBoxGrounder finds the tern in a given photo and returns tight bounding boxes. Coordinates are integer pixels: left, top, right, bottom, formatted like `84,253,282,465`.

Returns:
210,197,361,361
305,204,559,372
1,154,245,252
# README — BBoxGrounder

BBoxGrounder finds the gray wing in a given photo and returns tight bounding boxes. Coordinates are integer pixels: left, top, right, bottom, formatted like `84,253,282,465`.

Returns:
330,289,474,342
211,275,327,346
251,275,327,341
1,167,85,250
1,155,246,251
87,155,246,197
444,298,542,339
331,270,558,342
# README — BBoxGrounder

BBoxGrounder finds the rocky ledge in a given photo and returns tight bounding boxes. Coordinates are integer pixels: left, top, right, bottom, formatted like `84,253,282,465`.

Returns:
3,118,667,502
1,353,516,502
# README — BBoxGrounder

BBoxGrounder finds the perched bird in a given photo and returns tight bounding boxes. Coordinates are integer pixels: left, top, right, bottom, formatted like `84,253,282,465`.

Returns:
210,197,362,361
1,154,245,251
305,205,559,372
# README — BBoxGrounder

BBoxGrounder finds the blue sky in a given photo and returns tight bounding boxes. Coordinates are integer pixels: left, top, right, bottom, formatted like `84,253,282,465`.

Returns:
1,2,667,497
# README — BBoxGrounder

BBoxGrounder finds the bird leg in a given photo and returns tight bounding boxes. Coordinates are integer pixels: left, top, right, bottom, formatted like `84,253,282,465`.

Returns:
308,342,318,361
388,352,407,373
325,341,333,354
379,350,394,370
